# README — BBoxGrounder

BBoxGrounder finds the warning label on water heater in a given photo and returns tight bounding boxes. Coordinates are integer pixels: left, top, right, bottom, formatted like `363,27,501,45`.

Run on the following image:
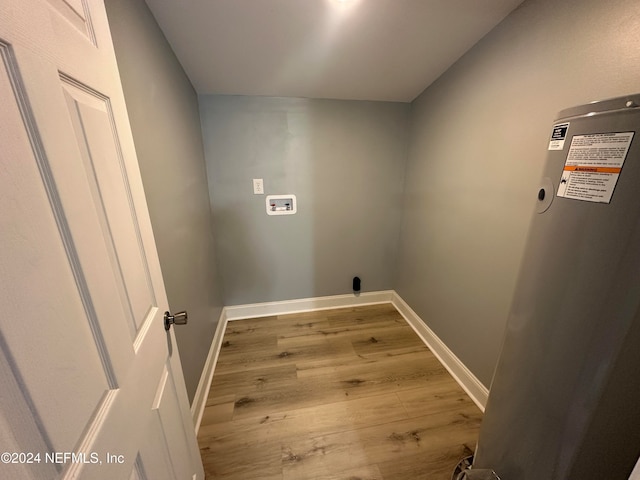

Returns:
556,132,634,203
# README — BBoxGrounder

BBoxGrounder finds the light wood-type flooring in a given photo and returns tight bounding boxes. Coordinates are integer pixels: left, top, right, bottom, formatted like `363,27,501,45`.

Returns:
197,303,483,480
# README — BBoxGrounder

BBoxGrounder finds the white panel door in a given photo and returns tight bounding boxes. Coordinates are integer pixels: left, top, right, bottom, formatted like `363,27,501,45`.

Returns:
0,1,204,479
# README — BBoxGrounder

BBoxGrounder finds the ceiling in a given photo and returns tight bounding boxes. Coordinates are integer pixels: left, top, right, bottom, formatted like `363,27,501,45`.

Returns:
144,0,524,103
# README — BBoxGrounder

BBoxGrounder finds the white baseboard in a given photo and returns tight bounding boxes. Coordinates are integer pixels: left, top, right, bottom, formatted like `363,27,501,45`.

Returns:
224,290,395,321
192,290,488,432
391,292,489,411
191,308,228,434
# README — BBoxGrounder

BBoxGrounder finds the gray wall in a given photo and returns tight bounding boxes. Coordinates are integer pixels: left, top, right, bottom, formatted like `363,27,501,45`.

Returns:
103,0,640,402
105,0,224,403
395,0,640,387
199,96,409,305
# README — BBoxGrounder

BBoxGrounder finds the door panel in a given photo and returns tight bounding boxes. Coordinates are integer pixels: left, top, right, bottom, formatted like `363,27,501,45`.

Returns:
46,0,95,44
61,77,157,337
47,0,97,48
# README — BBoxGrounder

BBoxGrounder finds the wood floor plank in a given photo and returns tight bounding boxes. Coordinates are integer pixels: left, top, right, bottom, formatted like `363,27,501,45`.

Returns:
223,353,452,420
280,407,481,479
377,442,475,480
294,343,442,373
348,324,431,358
307,463,384,480
198,303,483,480
199,400,234,425
200,440,283,480
398,382,477,417
215,334,356,375
198,392,410,448
207,364,298,402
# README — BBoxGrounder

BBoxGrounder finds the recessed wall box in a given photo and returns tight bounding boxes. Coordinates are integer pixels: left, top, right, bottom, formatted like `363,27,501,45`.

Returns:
266,194,297,215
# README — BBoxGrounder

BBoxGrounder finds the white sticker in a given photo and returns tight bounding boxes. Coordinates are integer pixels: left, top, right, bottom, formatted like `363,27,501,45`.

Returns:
548,122,570,150
556,132,634,203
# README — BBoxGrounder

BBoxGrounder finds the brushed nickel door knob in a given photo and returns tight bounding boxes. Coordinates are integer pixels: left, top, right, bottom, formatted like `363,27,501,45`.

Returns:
164,311,188,331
